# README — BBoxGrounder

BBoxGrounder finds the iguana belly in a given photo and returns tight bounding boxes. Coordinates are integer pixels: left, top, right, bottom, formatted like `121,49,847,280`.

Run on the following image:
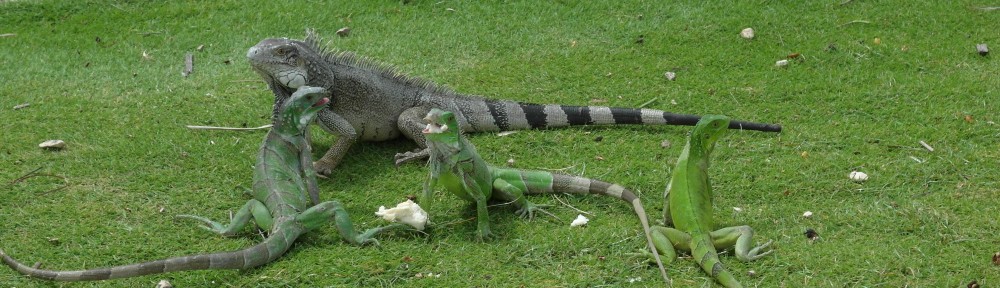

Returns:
440,171,477,202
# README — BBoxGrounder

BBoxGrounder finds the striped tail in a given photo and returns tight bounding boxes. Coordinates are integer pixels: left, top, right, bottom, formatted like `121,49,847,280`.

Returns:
539,173,671,283
690,234,742,288
0,225,302,281
458,99,781,133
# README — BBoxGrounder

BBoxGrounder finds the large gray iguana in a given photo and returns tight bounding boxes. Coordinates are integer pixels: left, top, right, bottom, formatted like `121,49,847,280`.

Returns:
0,87,406,281
420,108,671,283
650,115,772,288
247,31,782,176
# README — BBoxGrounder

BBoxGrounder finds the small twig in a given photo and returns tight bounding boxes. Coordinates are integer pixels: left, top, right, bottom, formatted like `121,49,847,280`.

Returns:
918,140,934,152
637,96,659,109
186,124,272,131
7,167,71,194
838,20,872,27
182,53,194,77
0,33,16,38
839,0,853,5
975,6,1000,11
13,103,30,110
7,167,44,186
552,195,592,215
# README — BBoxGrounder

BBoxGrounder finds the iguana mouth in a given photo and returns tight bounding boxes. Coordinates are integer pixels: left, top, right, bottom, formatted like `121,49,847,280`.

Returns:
422,123,448,134
312,97,329,108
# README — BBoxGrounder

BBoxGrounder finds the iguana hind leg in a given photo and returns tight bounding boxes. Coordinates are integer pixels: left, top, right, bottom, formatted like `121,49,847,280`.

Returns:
175,199,273,237
296,200,410,246
650,225,773,262
493,178,553,220
709,225,773,262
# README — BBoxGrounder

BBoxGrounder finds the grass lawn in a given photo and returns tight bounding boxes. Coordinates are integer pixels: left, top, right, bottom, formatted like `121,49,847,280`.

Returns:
1,0,998,287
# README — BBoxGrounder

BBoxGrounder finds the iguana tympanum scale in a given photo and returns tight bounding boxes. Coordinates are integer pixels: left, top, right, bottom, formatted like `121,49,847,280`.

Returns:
0,87,404,281
651,115,772,288
246,31,783,176
420,108,670,284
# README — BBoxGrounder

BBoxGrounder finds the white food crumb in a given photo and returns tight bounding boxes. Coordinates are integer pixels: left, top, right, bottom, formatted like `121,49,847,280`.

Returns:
570,214,589,227
375,200,428,230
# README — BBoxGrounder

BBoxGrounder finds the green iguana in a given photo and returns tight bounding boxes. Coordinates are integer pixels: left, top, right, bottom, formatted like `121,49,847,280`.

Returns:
650,115,772,288
420,108,671,283
0,86,405,281
246,31,783,176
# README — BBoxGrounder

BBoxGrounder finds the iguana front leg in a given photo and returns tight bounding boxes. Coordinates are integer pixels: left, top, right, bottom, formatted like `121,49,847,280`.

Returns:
175,199,273,237
394,106,432,165
301,130,321,205
457,168,494,240
314,110,358,175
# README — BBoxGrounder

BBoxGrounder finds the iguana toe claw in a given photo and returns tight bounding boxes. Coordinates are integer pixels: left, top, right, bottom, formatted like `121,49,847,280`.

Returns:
312,161,334,176
393,150,427,166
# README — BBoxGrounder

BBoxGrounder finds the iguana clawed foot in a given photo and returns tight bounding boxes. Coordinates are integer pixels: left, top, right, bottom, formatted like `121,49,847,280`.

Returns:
514,202,555,220
351,223,413,246
175,214,238,237
741,240,774,261
393,148,429,167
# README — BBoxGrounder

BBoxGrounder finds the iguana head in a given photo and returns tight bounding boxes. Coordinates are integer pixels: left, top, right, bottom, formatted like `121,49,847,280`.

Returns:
422,108,461,145
275,86,330,134
690,115,731,155
247,37,312,94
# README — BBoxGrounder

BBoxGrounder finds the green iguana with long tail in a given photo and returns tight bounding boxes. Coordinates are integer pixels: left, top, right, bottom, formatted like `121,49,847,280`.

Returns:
246,31,783,176
650,115,773,288
420,108,671,284
0,87,406,281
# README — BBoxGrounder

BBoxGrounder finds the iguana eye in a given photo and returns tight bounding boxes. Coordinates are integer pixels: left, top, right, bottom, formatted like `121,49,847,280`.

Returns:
276,47,290,56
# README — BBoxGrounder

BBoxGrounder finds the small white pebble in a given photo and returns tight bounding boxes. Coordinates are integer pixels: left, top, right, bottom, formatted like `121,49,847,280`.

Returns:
664,71,676,81
570,214,589,227
849,171,869,182
38,139,66,150
506,158,515,166
336,27,351,37
775,59,789,67
156,279,174,288
803,211,813,218
627,277,642,283
747,270,757,277
733,207,743,212
740,28,755,39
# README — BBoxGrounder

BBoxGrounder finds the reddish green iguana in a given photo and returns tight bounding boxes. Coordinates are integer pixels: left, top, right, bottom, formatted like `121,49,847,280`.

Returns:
0,87,405,281
420,108,670,283
651,115,773,288
246,31,783,176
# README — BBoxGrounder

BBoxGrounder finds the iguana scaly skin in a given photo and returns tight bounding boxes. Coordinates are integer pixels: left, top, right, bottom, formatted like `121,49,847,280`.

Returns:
246,31,783,176
651,115,772,288
420,108,670,283
0,87,404,281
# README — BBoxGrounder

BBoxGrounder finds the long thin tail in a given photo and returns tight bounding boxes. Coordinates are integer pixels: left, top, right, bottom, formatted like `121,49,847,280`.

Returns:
453,98,781,133
690,234,742,288
532,173,670,283
0,226,302,281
